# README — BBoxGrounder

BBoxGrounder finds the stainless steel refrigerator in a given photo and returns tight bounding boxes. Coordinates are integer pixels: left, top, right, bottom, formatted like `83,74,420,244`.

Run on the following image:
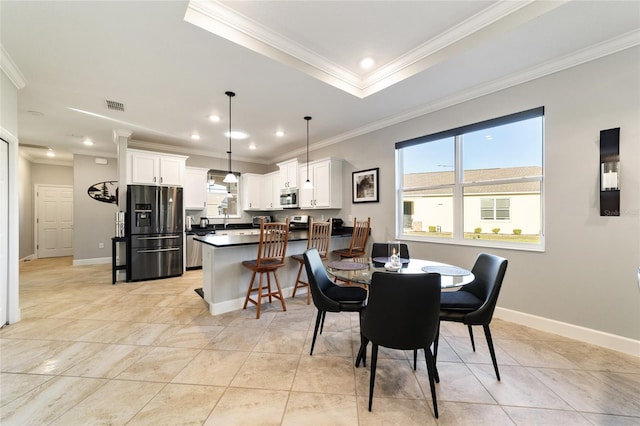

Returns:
126,185,183,281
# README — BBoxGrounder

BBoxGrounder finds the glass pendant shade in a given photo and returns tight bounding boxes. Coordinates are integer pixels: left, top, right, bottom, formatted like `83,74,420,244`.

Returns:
303,116,313,190
302,179,313,189
223,172,237,183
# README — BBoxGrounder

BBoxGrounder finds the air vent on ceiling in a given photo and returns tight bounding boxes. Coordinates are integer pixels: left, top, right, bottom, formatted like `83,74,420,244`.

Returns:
105,100,125,112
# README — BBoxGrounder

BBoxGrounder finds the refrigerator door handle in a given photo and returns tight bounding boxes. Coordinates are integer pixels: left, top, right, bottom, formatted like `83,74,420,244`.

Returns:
137,247,181,253
136,235,181,240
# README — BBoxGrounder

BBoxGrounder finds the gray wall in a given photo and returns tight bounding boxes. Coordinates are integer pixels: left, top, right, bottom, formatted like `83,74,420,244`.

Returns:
72,154,118,262
17,154,32,259
312,47,640,340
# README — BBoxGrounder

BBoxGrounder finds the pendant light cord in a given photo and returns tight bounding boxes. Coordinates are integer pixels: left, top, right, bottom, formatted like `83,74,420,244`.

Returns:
226,91,235,174
305,116,312,182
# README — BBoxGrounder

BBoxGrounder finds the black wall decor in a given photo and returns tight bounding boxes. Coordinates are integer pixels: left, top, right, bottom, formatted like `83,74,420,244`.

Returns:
599,127,620,216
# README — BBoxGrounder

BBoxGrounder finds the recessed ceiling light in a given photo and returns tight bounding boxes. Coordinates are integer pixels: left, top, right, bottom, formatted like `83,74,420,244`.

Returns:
83,138,94,146
209,115,220,122
275,130,285,137
249,143,256,150
224,131,249,140
485,135,493,140
46,149,55,157
191,134,200,140
360,57,375,69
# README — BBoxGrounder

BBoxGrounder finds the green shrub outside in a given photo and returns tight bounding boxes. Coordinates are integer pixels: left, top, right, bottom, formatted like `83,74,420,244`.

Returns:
513,229,522,235
492,228,500,234
474,227,482,234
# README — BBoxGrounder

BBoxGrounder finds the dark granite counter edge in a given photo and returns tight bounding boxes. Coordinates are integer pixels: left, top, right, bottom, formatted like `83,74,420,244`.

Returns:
194,229,353,248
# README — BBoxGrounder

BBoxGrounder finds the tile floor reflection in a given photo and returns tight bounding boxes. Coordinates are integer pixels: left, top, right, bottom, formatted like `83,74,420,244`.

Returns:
1,257,639,425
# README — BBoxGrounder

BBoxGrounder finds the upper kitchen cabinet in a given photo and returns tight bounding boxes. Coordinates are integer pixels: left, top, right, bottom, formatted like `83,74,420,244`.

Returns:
299,158,343,209
184,167,208,210
127,149,187,186
277,159,298,189
242,173,263,211
262,171,280,210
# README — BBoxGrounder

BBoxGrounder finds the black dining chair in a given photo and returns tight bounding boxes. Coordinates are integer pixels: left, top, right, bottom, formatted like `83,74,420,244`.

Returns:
435,252,508,381
355,271,442,418
303,248,367,355
371,242,410,266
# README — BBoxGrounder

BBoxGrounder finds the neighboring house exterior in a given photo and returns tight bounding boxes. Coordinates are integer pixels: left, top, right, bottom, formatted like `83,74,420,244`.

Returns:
403,166,542,235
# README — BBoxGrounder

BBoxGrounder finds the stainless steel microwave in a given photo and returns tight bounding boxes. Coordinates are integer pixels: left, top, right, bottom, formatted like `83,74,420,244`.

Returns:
279,188,298,208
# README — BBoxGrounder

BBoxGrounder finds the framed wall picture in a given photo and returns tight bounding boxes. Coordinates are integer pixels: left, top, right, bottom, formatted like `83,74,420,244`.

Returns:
352,167,379,203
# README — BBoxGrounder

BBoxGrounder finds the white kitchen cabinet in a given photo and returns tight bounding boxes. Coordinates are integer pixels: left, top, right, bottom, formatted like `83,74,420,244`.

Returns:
277,159,298,189
184,167,208,210
127,149,186,186
262,171,280,210
242,173,263,211
299,158,343,209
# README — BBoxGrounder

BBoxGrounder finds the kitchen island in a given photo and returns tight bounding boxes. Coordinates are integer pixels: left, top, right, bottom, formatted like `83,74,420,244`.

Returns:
194,230,352,316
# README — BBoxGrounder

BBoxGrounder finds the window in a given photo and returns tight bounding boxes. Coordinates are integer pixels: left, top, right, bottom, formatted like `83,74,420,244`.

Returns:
396,107,544,249
481,198,510,220
206,170,240,219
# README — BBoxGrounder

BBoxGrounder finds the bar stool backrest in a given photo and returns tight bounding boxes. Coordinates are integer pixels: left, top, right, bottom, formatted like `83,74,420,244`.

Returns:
307,219,332,259
256,218,290,267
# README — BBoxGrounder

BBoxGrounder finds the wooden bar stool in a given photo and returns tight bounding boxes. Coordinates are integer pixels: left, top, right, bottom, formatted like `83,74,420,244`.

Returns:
242,218,290,319
333,217,370,259
291,219,332,304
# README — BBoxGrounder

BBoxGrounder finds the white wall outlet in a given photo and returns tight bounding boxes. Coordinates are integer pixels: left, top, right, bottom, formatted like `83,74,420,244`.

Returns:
347,215,353,222
98,242,104,249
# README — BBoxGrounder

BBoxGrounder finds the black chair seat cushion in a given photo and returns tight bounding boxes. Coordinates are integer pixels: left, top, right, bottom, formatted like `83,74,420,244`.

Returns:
325,285,367,302
440,290,483,311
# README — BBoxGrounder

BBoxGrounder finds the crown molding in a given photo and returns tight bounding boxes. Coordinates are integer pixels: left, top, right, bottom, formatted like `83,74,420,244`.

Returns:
271,30,640,163
0,45,27,89
128,138,271,165
185,1,564,99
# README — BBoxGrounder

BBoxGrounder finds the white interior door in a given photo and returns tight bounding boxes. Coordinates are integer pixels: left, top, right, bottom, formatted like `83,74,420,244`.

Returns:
0,139,8,325
36,185,74,258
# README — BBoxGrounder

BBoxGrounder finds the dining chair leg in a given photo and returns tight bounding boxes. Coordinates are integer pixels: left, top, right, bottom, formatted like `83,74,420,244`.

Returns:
368,343,379,412
433,324,440,362
320,311,327,334
355,335,368,367
468,324,476,352
483,324,501,381
310,310,323,355
413,349,417,370
424,348,439,419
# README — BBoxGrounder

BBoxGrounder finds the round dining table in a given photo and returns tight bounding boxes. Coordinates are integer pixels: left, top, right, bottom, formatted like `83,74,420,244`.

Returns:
325,257,475,289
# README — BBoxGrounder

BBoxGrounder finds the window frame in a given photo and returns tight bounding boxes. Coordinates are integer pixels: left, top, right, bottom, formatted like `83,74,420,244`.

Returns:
395,107,545,251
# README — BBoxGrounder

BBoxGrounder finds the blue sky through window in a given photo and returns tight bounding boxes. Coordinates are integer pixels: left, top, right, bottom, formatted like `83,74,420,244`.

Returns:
402,117,543,173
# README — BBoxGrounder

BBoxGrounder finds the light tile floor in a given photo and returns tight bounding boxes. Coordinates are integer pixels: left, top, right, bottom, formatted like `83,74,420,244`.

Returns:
1,257,639,425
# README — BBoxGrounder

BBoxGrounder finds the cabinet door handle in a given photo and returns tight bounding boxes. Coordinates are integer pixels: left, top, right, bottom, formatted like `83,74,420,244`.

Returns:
160,177,164,184
153,177,157,183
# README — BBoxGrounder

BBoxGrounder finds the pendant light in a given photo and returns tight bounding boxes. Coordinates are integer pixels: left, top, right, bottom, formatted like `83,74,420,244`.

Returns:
223,91,238,184
302,116,314,190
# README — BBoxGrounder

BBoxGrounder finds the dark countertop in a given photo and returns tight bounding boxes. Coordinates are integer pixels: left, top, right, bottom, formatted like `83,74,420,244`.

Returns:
194,228,353,248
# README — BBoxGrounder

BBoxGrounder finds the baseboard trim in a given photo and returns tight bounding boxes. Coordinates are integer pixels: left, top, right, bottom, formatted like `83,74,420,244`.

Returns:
208,286,305,316
72,257,111,266
494,307,640,357
19,254,35,262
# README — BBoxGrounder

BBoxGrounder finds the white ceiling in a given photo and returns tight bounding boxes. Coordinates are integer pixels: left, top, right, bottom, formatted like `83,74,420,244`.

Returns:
2,1,639,167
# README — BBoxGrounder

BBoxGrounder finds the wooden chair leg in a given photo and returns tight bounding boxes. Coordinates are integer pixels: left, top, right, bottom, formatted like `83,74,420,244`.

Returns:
265,272,273,303
243,271,257,310
256,272,264,319
272,271,287,312
292,262,304,297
